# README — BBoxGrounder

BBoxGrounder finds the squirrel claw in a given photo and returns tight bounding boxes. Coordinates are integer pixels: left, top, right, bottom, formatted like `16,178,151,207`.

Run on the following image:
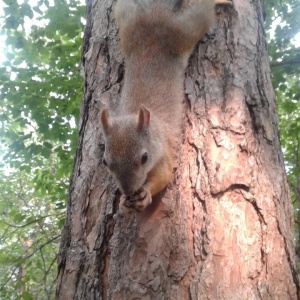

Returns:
119,189,152,214
130,189,147,202
119,195,136,215
131,188,152,212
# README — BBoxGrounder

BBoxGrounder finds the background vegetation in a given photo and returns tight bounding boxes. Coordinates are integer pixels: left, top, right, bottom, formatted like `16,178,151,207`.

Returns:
265,0,300,259
0,0,84,299
0,0,299,299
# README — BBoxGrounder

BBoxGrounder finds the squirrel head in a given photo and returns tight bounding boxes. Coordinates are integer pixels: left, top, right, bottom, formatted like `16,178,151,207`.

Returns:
100,105,155,196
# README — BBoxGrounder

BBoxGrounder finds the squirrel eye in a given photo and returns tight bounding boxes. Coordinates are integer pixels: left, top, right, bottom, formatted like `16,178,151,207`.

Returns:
102,158,107,166
141,152,148,165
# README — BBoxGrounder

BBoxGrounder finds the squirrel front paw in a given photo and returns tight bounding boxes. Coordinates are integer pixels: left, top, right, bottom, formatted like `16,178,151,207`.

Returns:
130,188,152,212
119,188,152,215
119,195,136,215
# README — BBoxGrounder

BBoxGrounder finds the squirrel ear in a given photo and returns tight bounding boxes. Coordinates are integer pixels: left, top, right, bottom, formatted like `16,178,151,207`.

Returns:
137,105,150,131
100,108,110,135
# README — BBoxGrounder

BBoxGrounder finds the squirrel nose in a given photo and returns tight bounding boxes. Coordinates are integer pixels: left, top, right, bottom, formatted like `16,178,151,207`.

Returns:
121,185,134,196
116,176,135,196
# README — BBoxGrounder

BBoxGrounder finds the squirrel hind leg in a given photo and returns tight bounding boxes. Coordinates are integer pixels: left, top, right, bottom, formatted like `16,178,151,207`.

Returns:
115,0,184,24
172,2,215,52
115,0,138,26
215,0,232,5
114,0,178,22
158,0,183,9
135,0,183,12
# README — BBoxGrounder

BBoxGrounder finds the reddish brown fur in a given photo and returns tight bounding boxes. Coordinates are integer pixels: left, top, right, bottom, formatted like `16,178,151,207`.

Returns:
101,0,231,214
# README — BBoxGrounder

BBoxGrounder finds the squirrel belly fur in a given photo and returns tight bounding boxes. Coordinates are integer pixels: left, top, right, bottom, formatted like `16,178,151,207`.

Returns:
100,0,231,215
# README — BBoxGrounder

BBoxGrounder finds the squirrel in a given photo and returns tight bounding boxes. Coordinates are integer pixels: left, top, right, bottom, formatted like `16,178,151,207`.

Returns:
100,0,231,215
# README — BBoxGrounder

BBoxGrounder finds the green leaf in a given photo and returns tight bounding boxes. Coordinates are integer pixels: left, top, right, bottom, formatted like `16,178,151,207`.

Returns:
21,291,34,300
20,3,34,19
5,16,19,29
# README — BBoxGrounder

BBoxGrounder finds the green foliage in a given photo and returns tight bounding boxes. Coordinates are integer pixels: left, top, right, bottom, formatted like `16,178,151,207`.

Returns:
0,170,62,299
265,1,300,258
0,0,85,299
265,0,300,77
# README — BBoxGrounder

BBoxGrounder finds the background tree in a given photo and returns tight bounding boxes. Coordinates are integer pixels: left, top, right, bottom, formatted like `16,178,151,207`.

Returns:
56,0,300,299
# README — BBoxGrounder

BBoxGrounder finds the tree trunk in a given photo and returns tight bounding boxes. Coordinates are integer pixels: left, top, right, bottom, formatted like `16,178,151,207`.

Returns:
56,0,300,299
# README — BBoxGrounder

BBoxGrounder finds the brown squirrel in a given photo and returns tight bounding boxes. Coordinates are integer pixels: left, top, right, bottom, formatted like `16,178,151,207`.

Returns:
100,0,231,214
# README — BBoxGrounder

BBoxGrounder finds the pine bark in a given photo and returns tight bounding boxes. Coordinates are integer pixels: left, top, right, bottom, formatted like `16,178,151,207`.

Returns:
56,0,300,299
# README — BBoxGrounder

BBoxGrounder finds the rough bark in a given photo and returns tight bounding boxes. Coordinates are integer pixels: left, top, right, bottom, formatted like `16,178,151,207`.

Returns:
56,0,300,299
